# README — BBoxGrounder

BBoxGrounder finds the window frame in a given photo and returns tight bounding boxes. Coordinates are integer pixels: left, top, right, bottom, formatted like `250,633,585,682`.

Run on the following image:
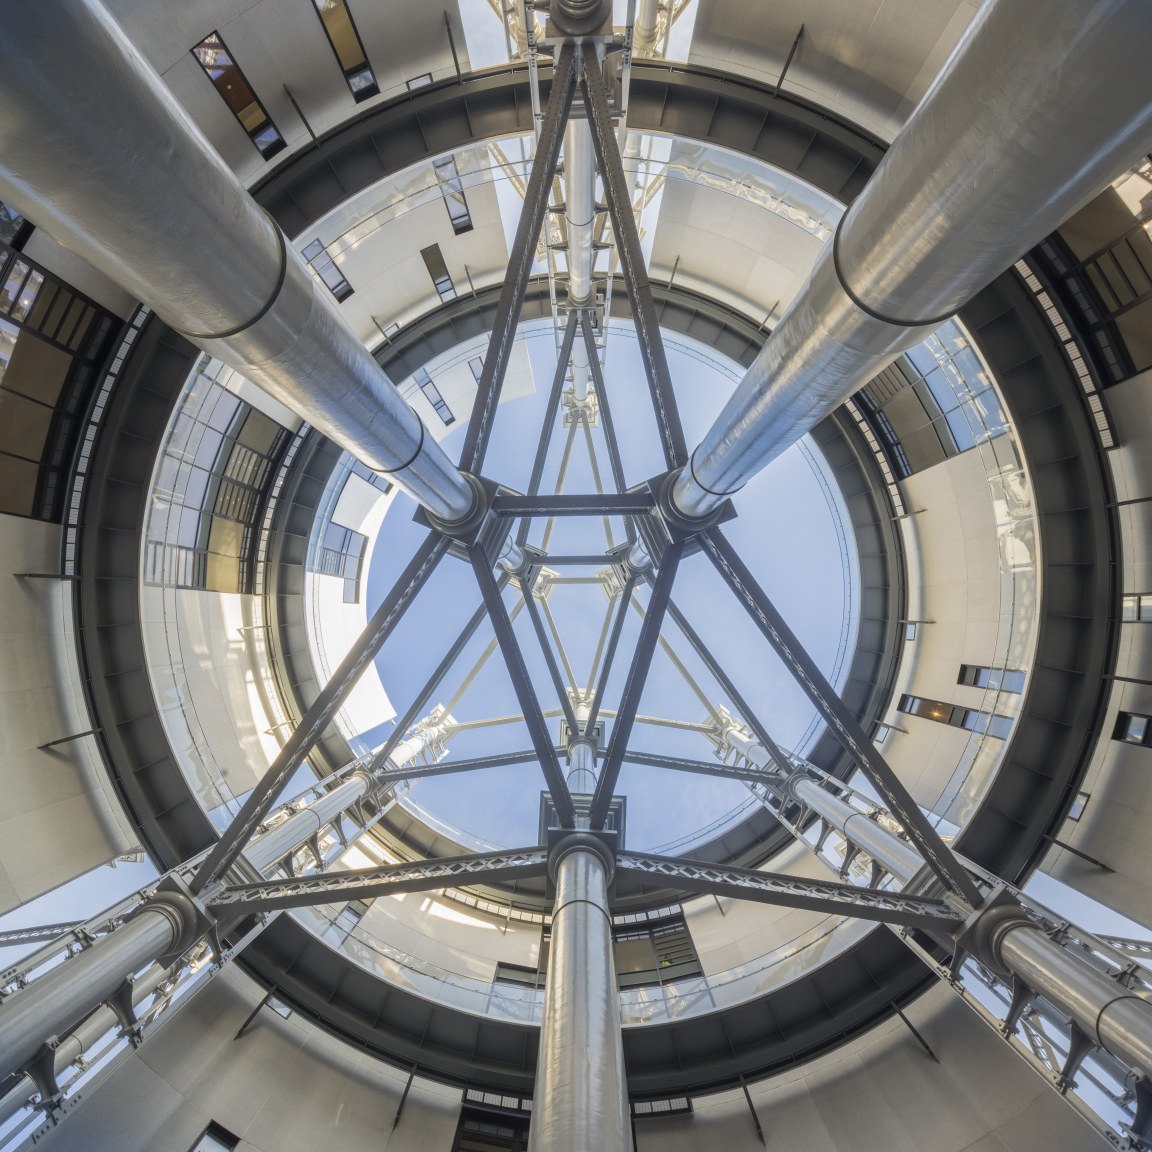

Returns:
190,32,286,160
310,0,379,102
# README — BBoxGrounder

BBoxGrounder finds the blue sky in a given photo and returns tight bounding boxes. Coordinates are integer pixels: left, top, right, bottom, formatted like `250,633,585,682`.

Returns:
365,325,852,850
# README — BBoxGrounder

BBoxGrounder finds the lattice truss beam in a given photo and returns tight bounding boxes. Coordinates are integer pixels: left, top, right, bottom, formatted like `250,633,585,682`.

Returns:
192,44,979,923
204,844,959,932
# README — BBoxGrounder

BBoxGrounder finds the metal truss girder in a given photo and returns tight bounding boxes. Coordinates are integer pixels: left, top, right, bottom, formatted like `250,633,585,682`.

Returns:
208,847,551,913
192,533,448,894
615,852,963,931
586,573,638,734
516,310,580,547
590,541,683,827
459,43,578,473
621,749,781,786
368,578,508,776
581,56,687,470
470,544,577,827
375,749,544,786
580,310,628,497
493,493,653,517
662,594,789,770
0,922,84,946
701,527,982,907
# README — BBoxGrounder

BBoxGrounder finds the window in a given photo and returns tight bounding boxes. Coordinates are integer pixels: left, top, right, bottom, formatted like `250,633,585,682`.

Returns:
407,73,433,90
191,33,285,159
0,203,30,248
312,0,378,101
1068,791,1091,821
187,1121,240,1152
958,664,1026,693
323,899,370,945
410,366,455,425
301,239,353,302
421,243,456,302
0,241,120,520
143,387,290,594
898,694,1013,739
1122,594,1152,621
469,356,484,382
315,521,367,603
1115,711,1152,746
434,156,474,234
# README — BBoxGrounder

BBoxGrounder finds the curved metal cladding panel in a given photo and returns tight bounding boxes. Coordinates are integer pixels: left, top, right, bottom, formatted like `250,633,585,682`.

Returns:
953,269,1118,884
74,317,216,869
250,63,884,239
262,427,355,777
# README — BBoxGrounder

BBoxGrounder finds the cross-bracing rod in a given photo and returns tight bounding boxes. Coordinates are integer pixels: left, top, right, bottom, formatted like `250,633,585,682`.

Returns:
191,532,449,895
590,542,682,827
206,848,551,914
470,545,577,827
459,43,578,474
615,852,962,932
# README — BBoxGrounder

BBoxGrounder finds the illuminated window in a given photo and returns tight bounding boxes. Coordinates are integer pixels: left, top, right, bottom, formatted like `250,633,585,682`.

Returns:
1068,792,1090,821
301,239,353,302
187,1121,239,1152
898,694,1013,739
1122,594,1152,621
420,243,456,302
412,367,455,425
407,73,433,90
433,156,473,235
191,33,285,159
958,664,1026,693
312,0,378,101
1115,711,1152,746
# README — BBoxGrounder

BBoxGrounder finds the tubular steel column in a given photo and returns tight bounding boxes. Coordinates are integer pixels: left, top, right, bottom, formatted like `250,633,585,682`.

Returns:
530,834,629,1152
671,0,1152,518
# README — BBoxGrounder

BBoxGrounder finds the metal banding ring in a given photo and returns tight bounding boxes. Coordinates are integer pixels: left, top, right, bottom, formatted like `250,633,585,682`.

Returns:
375,411,425,474
832,213,956,330
172,209,289,341
552,896,612,923
1093,992,1146,1052
687,449,744,499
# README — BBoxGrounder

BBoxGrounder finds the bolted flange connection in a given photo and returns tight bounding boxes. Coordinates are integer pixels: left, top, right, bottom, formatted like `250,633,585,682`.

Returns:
548,0,612,35
547,831,616,886
952,886,1034,979
632,467,738,567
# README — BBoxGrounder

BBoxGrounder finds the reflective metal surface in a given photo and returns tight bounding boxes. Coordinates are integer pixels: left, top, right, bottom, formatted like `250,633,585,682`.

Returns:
998,924,1152,1081
790,776,923,883
529,846,629,1152
0,0,473,521
673,0,1152,517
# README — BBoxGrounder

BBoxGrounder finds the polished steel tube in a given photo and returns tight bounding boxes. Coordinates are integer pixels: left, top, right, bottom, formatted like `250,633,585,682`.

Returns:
790,777,924,884
0,907,182,1081
998,925,1152,1081
0,957,178,1122
673,0,1152,518
529,842,629,1152
0,0,474,522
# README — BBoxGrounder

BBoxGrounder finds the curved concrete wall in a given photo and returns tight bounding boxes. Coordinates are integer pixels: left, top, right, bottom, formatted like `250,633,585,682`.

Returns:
0,516,139,913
